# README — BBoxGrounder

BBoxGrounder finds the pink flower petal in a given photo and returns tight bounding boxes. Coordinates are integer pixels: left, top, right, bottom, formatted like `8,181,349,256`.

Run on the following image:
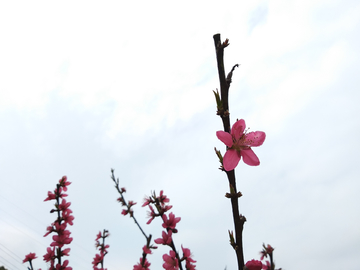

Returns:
216,131,233,147
231,119,246,141
241,148,260,166
223,149,241,171
245,131,266,147
245,259,263,270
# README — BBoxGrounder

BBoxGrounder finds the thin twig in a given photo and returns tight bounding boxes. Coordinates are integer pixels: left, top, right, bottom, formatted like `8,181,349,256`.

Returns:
111,169,149,240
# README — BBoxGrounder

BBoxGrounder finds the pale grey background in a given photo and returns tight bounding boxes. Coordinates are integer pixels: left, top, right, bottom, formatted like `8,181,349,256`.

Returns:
0,0,359,269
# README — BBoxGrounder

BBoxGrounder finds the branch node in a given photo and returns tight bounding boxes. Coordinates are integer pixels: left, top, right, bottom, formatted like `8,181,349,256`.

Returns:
225,191,243,199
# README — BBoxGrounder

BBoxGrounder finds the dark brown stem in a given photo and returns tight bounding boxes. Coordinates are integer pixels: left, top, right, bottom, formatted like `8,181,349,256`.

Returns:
100,229,108,269
270,253,274,270
55,184,62,266
213,34,231,133
213,33,245,270
28,260,34,270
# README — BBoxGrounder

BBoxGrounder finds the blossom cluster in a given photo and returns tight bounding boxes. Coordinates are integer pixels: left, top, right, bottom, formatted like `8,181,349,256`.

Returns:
118,186,196,270
146,191,196,270
23,176,74,270
92,230,110,270
117,187,137,218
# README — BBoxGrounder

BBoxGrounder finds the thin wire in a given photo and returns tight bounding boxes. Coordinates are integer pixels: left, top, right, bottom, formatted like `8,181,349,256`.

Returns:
0,243,24,261
0,254,23,270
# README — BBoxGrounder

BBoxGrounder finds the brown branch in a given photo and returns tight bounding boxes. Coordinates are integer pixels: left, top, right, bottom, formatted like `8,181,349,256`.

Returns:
213,34,231,132
213,33,245,270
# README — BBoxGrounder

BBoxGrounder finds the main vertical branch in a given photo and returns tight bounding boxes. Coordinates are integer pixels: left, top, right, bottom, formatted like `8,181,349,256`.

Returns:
213,33,245,270
213,34,231,133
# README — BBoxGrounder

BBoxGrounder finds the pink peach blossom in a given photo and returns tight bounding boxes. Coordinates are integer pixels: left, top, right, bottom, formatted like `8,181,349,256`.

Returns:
95,231,102,241
59,176,71,191
216,119,265,170
55,259,72,270
155,230,173,245
58,199,71,212
133,258,151,270
181,246,196,263
51,233,73,248
162,250,179,270
62,210,74,226
162,212,181,231
23,252,37,263
61,248,71,257
262,261,271,270
260,244,274,260
245,259,263,270
142,197,152,207
44,191,56,201
44,225,54,237
143,245,152,254
92,253,104,267
181,246,196,270
158,190,169,205
43,247,55,262
146,205,157,224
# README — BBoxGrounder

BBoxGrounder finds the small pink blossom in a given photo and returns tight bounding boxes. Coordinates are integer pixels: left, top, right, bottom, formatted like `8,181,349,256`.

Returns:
262,261,271,270
61,248,71,257
133,258,151,270
44,225,54,237
162,250,179,270
161,205,173,213
95,231,102,241
55,259,72,270
43,247,55,262
44,191,56,201
181,246,196,270
245,259,263,270
44,187,67,201
155,230,173,245
51,233,73,248
162,212,181,231
146,205,157,224
260,251,267,260
54,187,68,199
58,199,71,212
181,246,196,263
216,119,266,171
101,244,110,253
142,245,152,254
260,244,274,260
62,210,74,226
185,260,196,270
121,201,136,217
53,221,67,233
23,252,37,263
59,176,71,191
158,190,169,205
92,253,104,267
128,200,137,207
264,244,274,254
142,196,153,207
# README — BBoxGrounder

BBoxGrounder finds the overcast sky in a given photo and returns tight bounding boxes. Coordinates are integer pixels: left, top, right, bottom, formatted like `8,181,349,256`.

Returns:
0,0,359,270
